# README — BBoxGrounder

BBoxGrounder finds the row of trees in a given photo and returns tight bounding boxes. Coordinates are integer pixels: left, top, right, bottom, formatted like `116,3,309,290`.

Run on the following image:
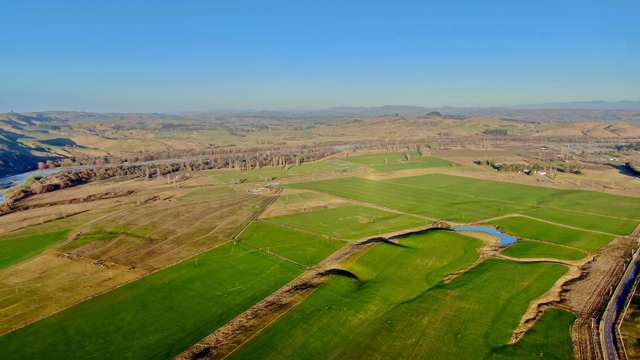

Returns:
477,159,584,175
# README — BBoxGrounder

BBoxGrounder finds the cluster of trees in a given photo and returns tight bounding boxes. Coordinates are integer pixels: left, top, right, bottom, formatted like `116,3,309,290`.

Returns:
46,138,437,171
476,160,583,175
614,142,640,152
47,143,343,169
482,128,509,136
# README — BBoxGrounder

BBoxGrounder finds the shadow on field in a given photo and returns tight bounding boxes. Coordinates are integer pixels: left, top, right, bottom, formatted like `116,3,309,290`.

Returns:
360,236,409,248
319,268,361,281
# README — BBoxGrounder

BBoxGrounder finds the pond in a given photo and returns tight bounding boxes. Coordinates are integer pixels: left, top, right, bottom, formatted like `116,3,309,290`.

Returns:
453,225,518,246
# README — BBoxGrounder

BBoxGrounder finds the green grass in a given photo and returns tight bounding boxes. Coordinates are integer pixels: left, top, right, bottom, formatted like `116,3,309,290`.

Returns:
0,224,342,360
524,207,637,235
385,174,640,226
491,216,613,252
0,229,70,269
502,240,587,261
238,222,344,266
265,204,428,240
290,173,640,236
490,308,575,360
345,152,452,172
289,177,531,222
230,234,567,360
205,159,359,184
230,230,483,360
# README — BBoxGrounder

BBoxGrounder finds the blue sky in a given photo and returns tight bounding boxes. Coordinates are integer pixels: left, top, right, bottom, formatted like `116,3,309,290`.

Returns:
1,0,638,112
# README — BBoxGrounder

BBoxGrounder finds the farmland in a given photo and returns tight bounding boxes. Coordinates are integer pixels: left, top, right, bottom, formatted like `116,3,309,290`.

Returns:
490,308,576,359
205,159,361,184
0,228,70,269
1,150,639,360
229,233,568,360
343,152,452,172
0,220,346,360
265,204,428,240
501,239,587,261
289,177,528,222
490,216,614,252
289,174,640,239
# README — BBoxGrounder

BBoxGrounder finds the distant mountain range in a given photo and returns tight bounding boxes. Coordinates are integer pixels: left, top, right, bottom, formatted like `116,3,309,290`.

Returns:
514,100,640,110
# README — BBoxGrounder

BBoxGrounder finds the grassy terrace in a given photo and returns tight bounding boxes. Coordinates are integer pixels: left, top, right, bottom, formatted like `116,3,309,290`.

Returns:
386,174,640,233
501,240,587,261
289,177,527,222
205,159,360,184
0,222,341,360
490,216,614,252
0,228,70,269
265,204,428,240
238,221,343,266
490,308,575,359
344,152,452,172
289,173,640,240
230,232,569,359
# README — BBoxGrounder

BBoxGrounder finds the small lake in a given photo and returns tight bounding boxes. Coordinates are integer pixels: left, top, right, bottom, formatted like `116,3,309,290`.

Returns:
453,225,518,246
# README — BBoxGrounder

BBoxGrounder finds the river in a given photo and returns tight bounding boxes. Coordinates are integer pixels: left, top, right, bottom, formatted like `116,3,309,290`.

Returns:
0,167,86,203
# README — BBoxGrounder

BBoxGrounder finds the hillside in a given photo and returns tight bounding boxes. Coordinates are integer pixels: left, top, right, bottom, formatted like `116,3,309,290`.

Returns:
0,113,69,177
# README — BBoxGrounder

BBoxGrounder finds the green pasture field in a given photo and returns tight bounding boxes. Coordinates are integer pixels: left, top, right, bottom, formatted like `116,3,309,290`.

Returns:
0,223,341,360
385,174,640,228
344,152,452,172
490,308,575,360
205,159,359,184
524,207,637,235
0,228,70,269
289,173,640,236
289,177,530,222
265,204,428,240
230,233,567,360
491,216,613,252
237,221,344,266
230,230,483,359
502,239,587,261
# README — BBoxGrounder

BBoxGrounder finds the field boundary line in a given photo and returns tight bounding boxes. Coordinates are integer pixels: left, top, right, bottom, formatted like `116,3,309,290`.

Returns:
509,237,589,254
259,219,348,242
475,212,622,237
291,188,441,223
240,245,309,269
495,253,580,266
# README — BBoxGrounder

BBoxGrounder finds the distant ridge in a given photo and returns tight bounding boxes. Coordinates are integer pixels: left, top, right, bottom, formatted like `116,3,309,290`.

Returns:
514,100,640,111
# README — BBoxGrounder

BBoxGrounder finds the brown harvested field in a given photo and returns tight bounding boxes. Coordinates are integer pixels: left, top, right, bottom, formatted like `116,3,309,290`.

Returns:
67,191,269,270
0,251,145,335
0,173,273,335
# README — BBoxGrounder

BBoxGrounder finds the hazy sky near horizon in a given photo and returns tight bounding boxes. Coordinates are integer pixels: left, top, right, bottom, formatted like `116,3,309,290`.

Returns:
1,0,639,112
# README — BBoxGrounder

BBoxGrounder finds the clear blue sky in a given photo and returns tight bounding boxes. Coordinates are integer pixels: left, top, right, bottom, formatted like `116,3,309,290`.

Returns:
1,0,638,112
